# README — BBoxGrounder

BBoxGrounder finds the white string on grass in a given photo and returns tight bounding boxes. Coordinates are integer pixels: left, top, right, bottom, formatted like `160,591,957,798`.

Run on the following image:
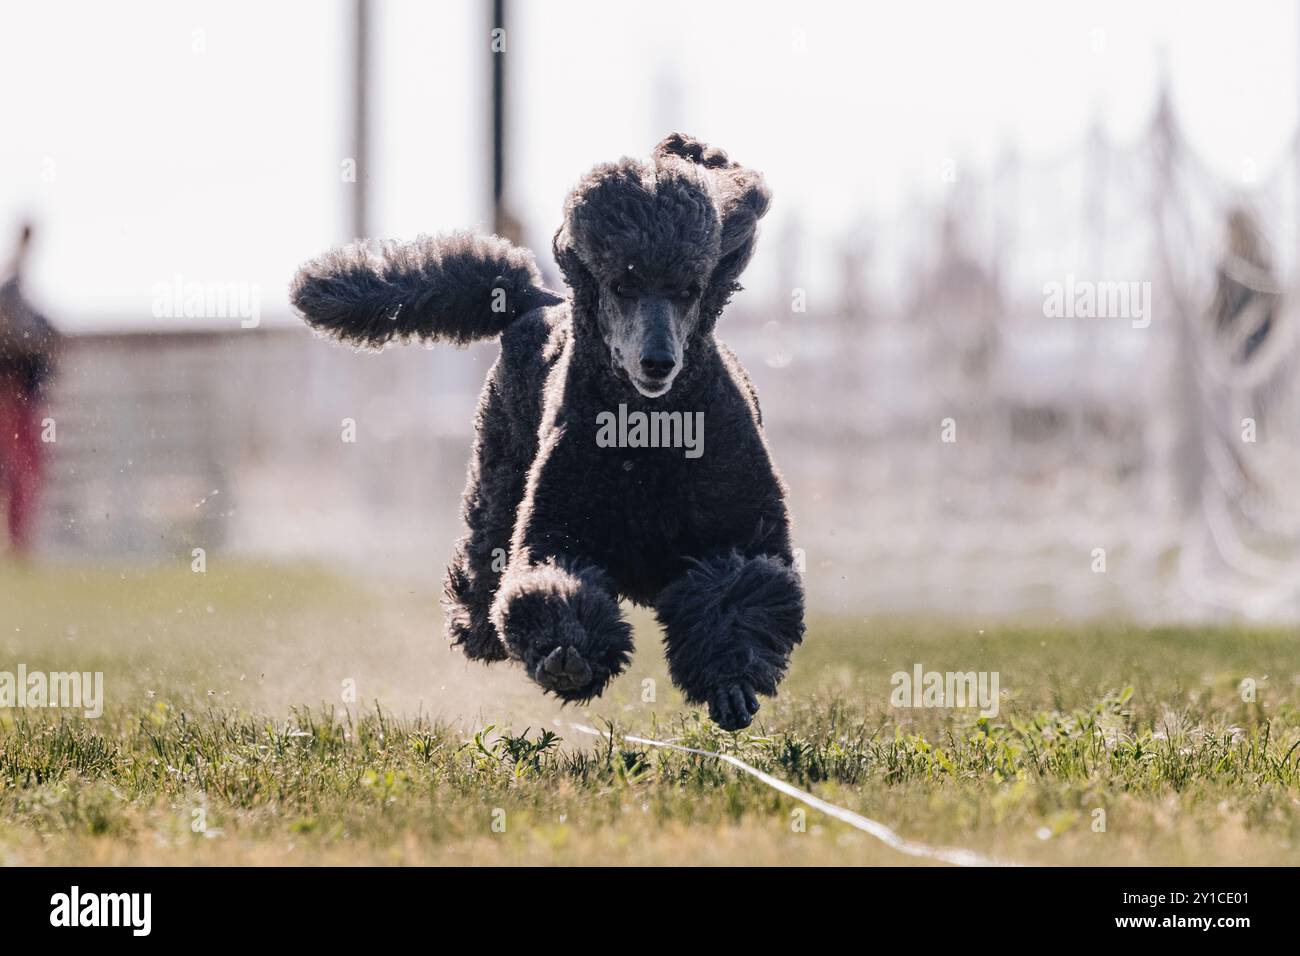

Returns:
569,722,1022,868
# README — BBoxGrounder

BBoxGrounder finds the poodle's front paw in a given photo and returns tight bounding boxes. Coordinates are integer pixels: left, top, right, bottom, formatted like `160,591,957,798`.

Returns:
707,681,760,731
491,559,634,703
533,645,594,695
656,551,804,727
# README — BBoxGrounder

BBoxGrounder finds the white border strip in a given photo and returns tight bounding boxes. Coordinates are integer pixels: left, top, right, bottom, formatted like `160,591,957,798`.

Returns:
570,723,1021,868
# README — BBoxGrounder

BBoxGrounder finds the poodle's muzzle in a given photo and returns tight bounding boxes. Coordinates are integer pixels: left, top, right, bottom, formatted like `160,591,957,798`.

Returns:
607,294,691,398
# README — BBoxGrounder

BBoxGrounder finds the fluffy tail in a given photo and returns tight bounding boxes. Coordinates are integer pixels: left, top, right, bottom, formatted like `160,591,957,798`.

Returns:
290,231,565,349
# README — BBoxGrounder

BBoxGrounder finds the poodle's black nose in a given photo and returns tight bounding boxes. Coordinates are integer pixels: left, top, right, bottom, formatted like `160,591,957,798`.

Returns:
640,350,676,380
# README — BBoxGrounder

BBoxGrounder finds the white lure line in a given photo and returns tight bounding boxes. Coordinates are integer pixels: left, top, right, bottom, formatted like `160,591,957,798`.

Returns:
569,722,1023,868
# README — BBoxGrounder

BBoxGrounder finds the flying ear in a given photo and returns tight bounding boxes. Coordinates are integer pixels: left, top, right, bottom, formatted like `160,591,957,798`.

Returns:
653,133,771,310
551,219,584,284
552,160,650,310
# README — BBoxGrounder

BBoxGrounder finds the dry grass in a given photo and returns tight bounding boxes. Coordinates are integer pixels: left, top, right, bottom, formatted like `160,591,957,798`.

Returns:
2,561,1298,865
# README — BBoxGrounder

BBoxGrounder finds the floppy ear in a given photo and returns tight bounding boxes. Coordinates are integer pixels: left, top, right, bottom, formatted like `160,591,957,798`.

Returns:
654,133,772,321
552,220,588,294
552,160,642,320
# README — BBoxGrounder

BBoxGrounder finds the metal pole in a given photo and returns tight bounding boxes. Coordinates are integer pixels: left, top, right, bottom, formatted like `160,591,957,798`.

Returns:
491,0,507,237
352,0,370,241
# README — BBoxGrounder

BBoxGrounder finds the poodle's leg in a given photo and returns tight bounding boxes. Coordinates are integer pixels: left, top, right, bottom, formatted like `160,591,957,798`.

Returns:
443,368,525,663
655,551,805,730
444,531,510,662
491,558,633,702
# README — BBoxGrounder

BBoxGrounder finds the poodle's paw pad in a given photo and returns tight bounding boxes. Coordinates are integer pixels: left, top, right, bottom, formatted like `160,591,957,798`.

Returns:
707,682,760,731
533,646,594,695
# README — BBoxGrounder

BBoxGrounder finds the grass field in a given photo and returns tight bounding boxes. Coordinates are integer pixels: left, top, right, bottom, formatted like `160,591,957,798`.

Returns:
2,560,1298,866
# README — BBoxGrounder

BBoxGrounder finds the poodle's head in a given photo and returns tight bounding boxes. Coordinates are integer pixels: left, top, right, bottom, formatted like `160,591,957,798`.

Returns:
553,133,770,398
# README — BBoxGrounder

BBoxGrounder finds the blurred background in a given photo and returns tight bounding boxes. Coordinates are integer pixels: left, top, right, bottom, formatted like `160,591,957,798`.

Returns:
3,0,1300,623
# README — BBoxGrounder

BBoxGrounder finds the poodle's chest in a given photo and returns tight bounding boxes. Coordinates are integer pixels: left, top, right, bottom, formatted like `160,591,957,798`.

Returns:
582,446,699,542
544,444,759,597
519,383,778,598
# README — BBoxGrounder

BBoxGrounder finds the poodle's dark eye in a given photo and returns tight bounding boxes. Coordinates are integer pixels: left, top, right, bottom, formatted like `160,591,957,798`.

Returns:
613,282,636,299
676,285,700,301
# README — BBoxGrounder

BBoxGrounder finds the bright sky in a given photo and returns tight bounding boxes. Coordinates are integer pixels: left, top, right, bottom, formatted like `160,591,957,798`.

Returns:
1,0,1296,328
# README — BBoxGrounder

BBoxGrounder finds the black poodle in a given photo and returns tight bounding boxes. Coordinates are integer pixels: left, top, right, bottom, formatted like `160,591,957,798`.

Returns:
290,134,804,730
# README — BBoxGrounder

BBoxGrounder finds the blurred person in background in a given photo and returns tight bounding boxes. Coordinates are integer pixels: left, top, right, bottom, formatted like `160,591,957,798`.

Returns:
0,222,59,559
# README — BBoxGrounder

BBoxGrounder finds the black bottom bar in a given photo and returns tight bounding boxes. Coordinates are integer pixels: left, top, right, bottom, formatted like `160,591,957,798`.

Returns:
0,866,1280,940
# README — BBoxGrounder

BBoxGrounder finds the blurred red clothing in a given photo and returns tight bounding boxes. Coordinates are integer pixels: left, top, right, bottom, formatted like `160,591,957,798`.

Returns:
0,374,42,556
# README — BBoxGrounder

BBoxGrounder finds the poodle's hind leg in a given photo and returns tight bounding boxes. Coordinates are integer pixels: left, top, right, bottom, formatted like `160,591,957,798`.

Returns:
443,366,524,664
655,551,805,730
491,559,633,701
443,532,509,662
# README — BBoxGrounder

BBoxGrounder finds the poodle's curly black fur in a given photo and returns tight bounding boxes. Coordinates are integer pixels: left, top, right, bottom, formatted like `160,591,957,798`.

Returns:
291,133,804,730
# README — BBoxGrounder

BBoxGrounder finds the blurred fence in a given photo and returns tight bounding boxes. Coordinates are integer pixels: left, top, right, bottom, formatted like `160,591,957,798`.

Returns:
27,88,1300,623
36,328,486,570
731,88,1300,621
